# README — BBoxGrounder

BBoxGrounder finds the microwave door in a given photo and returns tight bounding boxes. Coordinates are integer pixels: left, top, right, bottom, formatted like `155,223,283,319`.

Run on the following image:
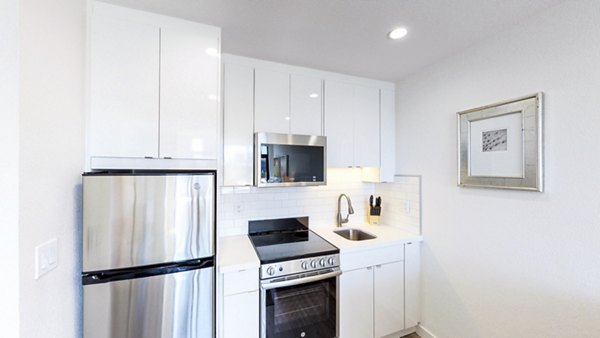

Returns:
255,133,327,187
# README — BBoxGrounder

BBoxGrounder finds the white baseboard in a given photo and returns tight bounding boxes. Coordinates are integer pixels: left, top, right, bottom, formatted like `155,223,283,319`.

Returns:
417,324,437,338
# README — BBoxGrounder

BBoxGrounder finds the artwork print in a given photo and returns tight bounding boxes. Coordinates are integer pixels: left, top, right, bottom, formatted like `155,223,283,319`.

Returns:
457,93,543,191
482,129,507,152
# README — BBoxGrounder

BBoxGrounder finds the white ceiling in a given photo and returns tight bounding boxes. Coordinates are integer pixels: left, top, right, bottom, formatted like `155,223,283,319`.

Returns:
101,0,564,81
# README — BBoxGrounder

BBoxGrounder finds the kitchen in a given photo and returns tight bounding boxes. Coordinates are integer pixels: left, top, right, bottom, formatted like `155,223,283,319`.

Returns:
3,1,600,338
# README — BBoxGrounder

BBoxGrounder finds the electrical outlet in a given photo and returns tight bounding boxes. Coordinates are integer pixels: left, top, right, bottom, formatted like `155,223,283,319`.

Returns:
35,238,58,279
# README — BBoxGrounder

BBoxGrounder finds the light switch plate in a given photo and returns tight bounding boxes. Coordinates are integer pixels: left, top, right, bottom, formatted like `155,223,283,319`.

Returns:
404,200,411,214
35,238,58,279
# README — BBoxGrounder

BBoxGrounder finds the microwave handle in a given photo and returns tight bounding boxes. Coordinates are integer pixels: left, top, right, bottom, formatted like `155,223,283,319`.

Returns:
261,270,341,290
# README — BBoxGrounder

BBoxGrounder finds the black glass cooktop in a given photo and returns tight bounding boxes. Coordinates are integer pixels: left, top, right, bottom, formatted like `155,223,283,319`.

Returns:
248,217,339,264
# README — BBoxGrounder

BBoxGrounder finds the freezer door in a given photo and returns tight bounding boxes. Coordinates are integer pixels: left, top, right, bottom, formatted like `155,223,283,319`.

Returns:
83,173,215,272
84,266,214,338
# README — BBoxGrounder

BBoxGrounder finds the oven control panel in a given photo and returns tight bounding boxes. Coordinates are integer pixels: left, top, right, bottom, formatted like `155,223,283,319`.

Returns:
261,254,340,279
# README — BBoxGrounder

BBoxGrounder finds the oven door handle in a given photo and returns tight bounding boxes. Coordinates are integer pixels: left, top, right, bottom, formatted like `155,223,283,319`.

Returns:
261,270,342,290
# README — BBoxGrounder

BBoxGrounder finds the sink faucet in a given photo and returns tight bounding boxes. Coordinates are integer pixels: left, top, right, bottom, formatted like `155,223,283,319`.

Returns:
337,193,355,227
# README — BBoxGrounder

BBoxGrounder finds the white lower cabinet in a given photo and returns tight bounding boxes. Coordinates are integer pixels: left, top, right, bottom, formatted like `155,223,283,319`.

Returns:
340,243,420,338
220,268,259,338
223,291,259,338
340,262,403,338
374,261,405,337
340,267,374,338
404,242,421,329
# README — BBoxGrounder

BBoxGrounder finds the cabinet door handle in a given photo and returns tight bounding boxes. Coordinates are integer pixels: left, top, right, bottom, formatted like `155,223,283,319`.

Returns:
366,266,373,270
144,156,153,159
163,156,172,159
375,265,381,268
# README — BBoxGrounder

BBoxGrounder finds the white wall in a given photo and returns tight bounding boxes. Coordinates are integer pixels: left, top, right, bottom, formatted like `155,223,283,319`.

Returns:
395,1,600,337
0,0,20,336
18,0,85,337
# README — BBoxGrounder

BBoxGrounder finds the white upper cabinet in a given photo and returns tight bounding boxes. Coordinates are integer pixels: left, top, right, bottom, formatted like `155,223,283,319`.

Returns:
379,88,396,182
353,85,380,168
324,81,382,168
220,55,395,185
254,68,290,134
290,74,323,136
223,62,254,186
88,2,220,168
159,22,220,159
89,8,160,158
324,81,355,167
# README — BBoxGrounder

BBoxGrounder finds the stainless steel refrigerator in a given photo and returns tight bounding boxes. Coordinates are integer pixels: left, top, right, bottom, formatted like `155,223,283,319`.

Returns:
82,171,215,338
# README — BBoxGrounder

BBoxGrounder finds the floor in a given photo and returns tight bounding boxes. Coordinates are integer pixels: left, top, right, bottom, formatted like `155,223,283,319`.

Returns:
401,333,421,338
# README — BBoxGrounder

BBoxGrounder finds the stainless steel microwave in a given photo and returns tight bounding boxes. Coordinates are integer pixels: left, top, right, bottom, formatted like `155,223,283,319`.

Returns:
255,132,327,187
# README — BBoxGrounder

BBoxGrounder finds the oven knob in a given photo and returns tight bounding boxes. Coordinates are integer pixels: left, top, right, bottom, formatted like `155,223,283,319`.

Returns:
310,260,317,268
319,258,325,267
328,257,335,265
266,266,275,276
301,261,308,270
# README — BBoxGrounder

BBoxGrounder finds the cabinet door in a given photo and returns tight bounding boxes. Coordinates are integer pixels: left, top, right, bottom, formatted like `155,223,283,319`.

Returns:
374,261,405,337
379,88,396,182
340,267,374,338
353,85,380,168
290,74,322,135
223,291,259,338
159,22,220,159
89,8,160,158
324,81,354,167
223,63,254,186
405,242,421,329
254,69,290,134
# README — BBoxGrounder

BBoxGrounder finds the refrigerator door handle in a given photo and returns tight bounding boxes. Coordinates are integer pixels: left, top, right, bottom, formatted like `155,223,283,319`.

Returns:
82,257,214,285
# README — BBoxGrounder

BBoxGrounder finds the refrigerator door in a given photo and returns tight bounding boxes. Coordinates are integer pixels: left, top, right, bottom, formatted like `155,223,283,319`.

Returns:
84,266,214,338
83,172,215,272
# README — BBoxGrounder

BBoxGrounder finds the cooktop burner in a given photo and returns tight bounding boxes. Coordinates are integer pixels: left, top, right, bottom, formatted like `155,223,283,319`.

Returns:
248,217,339,264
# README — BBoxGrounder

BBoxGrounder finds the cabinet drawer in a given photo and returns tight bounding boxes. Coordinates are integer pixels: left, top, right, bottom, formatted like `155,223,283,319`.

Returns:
223,268,259,296
340,245,404,271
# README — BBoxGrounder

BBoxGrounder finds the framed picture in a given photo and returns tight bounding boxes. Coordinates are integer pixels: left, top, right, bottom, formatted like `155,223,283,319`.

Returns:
457,93,543,191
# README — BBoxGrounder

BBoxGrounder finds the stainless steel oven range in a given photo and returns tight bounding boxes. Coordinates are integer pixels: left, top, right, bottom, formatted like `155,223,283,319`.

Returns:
249,217,340,338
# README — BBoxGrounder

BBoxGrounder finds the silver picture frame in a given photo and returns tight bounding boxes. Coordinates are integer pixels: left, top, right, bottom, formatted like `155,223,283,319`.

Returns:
457,93,543,191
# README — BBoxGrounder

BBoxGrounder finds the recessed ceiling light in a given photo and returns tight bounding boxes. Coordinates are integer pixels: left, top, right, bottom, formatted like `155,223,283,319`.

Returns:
309,93,319,98
388,27,408,40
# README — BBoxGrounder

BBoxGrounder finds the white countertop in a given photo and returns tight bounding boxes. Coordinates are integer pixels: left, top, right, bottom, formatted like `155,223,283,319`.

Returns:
312,223,422,254
217,235,260,274
217,224,421,272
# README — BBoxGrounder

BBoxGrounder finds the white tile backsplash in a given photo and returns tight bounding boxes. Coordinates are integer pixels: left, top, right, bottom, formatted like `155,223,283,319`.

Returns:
217,169,421,236
374,175,421,234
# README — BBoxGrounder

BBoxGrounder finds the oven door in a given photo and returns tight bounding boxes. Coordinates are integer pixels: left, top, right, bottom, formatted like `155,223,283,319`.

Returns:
260,269,341,338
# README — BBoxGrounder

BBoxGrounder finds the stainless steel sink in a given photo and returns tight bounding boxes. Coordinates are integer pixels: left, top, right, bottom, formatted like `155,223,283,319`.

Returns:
334,228,376,241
